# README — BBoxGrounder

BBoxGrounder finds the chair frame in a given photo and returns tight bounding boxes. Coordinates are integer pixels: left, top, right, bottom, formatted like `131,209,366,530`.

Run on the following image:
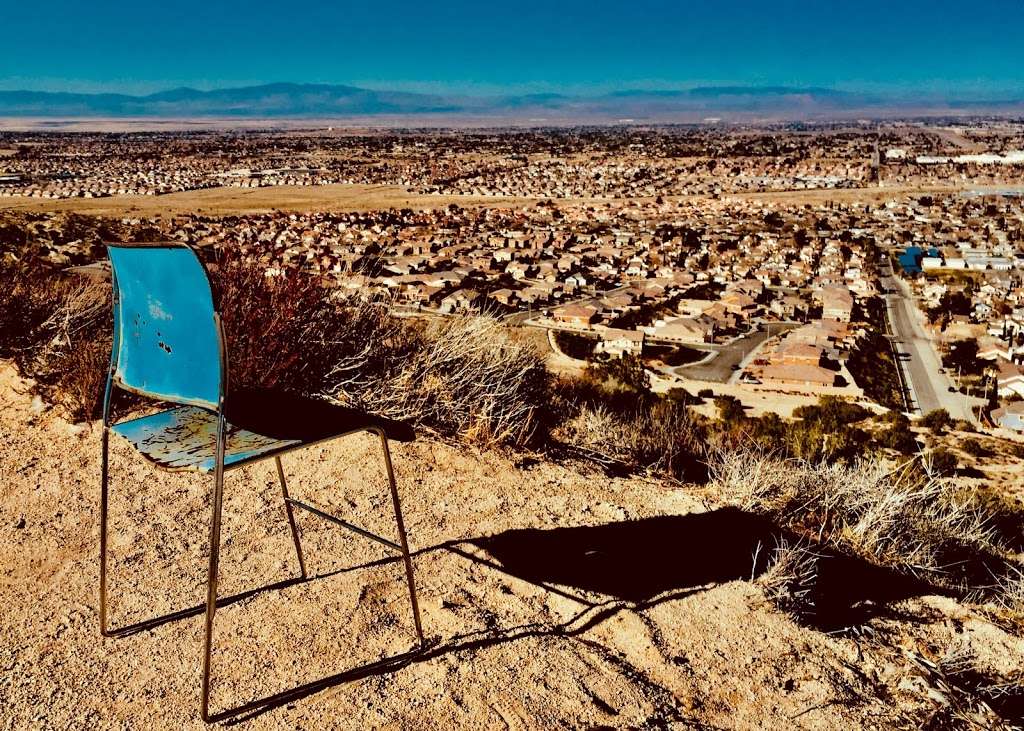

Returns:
98,242,424,722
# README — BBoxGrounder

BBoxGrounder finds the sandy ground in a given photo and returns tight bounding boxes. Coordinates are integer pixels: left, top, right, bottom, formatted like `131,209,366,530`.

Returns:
0,184,544,217
2,360,1023,730
4,178,1012,219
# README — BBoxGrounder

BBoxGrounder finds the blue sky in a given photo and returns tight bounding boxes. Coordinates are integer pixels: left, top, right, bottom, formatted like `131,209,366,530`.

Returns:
2,0,1022,96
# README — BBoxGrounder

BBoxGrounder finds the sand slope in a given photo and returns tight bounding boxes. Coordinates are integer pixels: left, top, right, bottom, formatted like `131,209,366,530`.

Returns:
1,361,1021,729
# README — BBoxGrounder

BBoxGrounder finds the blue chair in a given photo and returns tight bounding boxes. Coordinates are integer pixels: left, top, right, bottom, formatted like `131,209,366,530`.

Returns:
99,242,424,721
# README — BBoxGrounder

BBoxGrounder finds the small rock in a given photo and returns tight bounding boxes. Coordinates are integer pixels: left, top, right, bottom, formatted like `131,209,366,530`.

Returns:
67,423,87,437
15,516,26,529
29,395,47,415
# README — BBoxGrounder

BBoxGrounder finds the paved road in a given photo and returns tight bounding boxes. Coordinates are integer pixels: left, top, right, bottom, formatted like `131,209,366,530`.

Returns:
880,265,975,421
675,322,797,383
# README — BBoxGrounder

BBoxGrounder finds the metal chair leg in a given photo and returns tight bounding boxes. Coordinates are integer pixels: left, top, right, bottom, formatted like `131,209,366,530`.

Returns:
200,416,227,723
373,428,425,649
275,456,307,579
99,426,112,637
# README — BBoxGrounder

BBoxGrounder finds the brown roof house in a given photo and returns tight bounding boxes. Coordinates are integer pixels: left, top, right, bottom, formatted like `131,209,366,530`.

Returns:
439,288,481,314
760,363,838,389
553,303,598,328
596,328,645,358
650,316,716,344
818,286,855,322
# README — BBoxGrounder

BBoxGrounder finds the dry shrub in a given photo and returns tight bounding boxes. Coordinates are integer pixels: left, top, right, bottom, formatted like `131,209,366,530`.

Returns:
756,537,820,619
34,277,110,420
0,261,111,420
996,565,1024,617
709,450,1011,591
912,641,1024,729
2,253,548,444
709,447,803,513
331,314,549,445
214,254,547,446
559,398,706,481
214,254,354,392
0,261,81,360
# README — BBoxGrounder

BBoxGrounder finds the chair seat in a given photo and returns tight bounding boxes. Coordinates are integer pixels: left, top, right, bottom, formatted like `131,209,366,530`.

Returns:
110,388,414,473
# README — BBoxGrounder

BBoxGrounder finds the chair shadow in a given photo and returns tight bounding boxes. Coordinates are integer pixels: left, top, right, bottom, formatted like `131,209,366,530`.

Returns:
466,508,944,631
210,508,943,723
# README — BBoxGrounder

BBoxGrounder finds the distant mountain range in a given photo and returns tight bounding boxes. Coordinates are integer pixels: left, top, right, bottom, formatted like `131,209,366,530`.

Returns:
1,83,1022,120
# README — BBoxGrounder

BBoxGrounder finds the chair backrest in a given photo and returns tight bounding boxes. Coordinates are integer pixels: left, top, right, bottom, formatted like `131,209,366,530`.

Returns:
107,242,223,410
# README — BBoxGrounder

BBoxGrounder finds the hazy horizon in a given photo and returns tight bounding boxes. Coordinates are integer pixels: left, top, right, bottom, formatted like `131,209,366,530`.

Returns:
3,81,1024,102
3,0,1022,98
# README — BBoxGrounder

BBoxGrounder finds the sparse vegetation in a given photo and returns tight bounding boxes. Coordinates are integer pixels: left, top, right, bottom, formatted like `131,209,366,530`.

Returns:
913,641,1024,728
922,408,952,434
712,395,874,464
875,412,920,454
710,451,1016,595
961,438,990,459
553,330,596,360
0,262,110,420
0,254,550,445
756,537,820,620
585,352,651,393
554,379,706,481
923,446,959,477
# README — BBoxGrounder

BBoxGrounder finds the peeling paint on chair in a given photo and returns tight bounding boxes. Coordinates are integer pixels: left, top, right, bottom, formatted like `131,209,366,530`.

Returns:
110,406,299,472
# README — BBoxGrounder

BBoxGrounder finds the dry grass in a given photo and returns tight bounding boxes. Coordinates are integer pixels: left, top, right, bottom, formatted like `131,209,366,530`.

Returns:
0,183,541,217
332,314,548,445
39,282,111,420
756,537,820,619
214,253,550,446
996,566,1024,617
557,397,706,481
0,262,111,420
2,254,549,445
913,641,1024,729
709,450,1013,593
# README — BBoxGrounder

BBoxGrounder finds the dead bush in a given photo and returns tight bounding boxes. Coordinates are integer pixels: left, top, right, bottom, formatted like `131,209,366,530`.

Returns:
707,446,803,514
214,254,548,446
756,537,820,619
558,398,706,482
2,254,549,445
214,253,353,393
329,311,549,445
0,261,112,420
709,450,1011,593
997,565,1024,616
912,641,1024,729
0,261,85,362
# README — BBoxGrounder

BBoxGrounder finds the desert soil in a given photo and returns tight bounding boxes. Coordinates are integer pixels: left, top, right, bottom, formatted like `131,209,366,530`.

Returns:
0,184,543,217
3,180,1012,219
2,360,1022,729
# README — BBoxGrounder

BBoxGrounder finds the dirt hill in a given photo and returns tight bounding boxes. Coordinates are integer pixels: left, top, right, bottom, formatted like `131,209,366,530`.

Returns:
1,361,1022,729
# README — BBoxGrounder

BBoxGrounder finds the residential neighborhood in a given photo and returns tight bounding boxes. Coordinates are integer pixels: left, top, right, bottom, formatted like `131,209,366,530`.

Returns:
2,123,1023,432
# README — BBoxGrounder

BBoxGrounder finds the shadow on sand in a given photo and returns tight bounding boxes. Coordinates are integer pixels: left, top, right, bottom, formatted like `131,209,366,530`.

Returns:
127,508,942,722
466,508,940,630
